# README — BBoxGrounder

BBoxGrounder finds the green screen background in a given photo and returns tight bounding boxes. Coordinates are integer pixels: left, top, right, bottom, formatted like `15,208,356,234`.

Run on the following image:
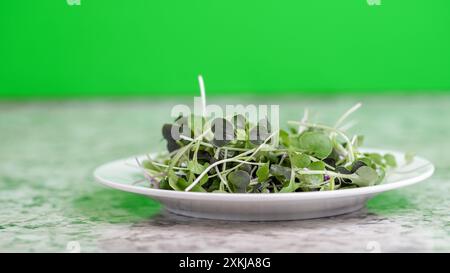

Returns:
1,0,449,97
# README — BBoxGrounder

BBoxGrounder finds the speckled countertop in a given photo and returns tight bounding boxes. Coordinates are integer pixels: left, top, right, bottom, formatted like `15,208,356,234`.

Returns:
0,95,449,252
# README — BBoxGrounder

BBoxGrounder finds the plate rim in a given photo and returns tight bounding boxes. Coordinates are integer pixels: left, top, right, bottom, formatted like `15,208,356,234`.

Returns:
93,148,434,201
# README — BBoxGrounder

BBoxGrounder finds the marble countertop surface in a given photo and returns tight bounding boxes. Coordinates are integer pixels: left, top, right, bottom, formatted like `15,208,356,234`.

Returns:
0,94,449,252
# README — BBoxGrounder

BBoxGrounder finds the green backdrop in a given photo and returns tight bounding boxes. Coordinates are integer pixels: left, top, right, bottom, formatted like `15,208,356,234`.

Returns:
1,0,449,97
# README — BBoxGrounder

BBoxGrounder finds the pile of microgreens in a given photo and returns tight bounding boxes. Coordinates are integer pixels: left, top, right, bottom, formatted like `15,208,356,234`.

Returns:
137,76,407,194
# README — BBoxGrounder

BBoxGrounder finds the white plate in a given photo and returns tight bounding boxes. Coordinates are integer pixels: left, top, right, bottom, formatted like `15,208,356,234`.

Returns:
94,148,434,221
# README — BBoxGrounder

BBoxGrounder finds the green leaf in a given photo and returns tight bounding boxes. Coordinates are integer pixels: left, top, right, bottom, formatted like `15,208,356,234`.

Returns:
159,178,172,190
199,173,209,186
350,160,367,173
266,152,279,163
256,163,270,182
289,152,311,168
270,165,291,180
336,166,352,174
279,129,290,147
279,181,299,193
227,170,251,193
366,153,384,165
383,153,397,167
188,161,206,174
169,172,206,192
357,157,375,168
280,166,298,193
296,132,332,159
207,179,221,192
352,166,379,187
289,134,301,148
309,161,325,170
238,164,251,174
168,171,182,191
299,161,325,186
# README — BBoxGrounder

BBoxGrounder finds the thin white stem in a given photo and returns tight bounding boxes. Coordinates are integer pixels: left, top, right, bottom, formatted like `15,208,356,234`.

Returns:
249,179,260,186
334,141,348,157
222,147,228,172
279,153,287,165
298,108,309,134
215,166,231,192
168,142,194,171
338,120,357,132
289,160,296,187
145,161,188,171
334,102,362,128
194,127,211,141
211,159,253,178
198,75,206,117
231,160,265,166
351,135,358,146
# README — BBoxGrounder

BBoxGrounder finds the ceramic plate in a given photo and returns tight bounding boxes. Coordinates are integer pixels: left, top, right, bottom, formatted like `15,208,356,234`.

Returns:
94,148,434,221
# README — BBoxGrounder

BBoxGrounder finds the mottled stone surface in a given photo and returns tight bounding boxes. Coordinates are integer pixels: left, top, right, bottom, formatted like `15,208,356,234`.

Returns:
0,95,449,252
